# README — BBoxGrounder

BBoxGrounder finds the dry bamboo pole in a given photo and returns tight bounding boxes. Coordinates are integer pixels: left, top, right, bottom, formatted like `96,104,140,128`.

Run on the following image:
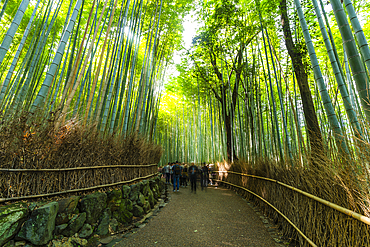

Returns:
215,179,317,247
0,163,157,172
0,172,159,203
215,171,370,225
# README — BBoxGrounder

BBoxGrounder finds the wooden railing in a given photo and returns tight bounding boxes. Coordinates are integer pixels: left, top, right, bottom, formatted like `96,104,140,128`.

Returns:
0,164,158,202
214,170,370,247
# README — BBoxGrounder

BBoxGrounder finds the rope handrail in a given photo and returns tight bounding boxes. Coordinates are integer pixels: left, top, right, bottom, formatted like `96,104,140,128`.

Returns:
0,163,157,172
216,179,317,247
215,170,370,226
0,172,160,203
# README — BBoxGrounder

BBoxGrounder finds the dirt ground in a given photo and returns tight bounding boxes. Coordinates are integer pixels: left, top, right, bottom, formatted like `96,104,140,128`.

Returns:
114,182,283,247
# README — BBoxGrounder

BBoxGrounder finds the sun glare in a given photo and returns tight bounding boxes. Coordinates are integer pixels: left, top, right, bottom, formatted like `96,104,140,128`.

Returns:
166,11,203,80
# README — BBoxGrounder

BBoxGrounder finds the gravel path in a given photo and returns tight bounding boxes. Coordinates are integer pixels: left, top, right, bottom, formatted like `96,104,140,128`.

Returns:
115,182,279,247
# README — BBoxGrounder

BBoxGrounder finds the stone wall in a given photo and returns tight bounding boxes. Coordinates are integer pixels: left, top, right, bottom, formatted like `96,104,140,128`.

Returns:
0,175,164,247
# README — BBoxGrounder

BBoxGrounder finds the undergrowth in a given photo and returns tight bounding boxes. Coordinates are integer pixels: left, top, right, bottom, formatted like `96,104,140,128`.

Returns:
216,144,370,246
0,111,162,199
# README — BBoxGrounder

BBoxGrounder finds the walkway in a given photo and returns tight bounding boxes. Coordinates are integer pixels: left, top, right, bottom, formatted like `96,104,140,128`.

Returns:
115,183,283,247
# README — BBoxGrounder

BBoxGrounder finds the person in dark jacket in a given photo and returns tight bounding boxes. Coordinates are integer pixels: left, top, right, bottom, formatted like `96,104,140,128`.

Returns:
172,161,182,192
188,163,198,193
170,162,174,185
181,164,188,187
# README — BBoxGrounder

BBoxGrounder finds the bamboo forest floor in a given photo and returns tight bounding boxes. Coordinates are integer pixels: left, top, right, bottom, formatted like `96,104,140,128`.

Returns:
108,182,290,247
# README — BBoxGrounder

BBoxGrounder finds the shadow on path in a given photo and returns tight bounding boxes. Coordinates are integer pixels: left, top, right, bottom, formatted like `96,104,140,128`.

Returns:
115,184,279,247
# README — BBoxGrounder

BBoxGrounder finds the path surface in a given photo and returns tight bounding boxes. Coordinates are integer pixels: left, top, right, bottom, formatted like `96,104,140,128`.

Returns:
115,183,280,247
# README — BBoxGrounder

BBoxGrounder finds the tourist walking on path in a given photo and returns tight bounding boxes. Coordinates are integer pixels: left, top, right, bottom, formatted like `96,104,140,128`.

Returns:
202,163,209,189
170,163,174,184
164,163,170,184
188,163,198,193
181,164,188,187
172,161,182,192
199,164,205,190
180,162,184,186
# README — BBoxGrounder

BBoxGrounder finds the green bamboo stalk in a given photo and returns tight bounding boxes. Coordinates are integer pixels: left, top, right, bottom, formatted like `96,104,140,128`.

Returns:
57,0,97,128
31,0,83,113
330,0,370,124
83,0,111,124
342,0,370,74
293,0,351,157
121,2,147,135
101,0,133,134
0,0,40,107
265,28,294,164
260,27,284,162
0,0,9,21
13,0,60,113
0,0,30,67
311,0,363,140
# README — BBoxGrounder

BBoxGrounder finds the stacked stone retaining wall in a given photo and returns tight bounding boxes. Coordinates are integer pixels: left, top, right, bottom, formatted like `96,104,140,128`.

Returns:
0,175,164,247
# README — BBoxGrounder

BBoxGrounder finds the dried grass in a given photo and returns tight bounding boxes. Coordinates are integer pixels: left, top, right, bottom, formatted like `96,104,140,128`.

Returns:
216,147,370,246
0,112,162,200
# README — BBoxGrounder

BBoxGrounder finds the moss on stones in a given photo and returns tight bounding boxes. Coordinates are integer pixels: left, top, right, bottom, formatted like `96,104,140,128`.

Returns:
0,203,28,246
17,201,59,245
79,192,107,224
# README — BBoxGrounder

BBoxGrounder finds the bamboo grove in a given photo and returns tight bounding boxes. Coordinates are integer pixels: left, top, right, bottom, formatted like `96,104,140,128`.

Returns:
0,0,192,140
2,0,370,244
158,0,370,169
156,1,370,243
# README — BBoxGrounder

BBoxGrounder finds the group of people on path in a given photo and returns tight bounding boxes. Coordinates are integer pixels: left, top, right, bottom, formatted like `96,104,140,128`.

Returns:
160,161,212,193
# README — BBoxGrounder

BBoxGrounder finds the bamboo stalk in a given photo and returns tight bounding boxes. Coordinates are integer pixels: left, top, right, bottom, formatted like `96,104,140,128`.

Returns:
215,171,370,226
0,173,159,203
0,164,157,172
216,179,317,247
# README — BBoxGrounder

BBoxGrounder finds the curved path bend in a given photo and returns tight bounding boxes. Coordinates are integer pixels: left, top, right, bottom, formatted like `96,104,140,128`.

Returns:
115,184,282,247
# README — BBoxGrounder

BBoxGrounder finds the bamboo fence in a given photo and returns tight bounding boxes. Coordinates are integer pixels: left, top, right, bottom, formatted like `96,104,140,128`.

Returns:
215,178,317,247
214,169,370,246
0,163,158,201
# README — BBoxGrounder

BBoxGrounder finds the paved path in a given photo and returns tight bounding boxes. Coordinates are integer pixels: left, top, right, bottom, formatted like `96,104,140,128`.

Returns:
115,183,280,247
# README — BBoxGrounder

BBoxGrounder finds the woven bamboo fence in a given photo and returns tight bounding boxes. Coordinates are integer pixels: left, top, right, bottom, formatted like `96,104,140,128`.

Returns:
214,166,370,246
0,116,163,203
0,164,158,202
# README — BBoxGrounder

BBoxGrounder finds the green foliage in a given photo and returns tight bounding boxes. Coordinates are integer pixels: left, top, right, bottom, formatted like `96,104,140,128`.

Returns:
0,0,195,146
158,0,370,166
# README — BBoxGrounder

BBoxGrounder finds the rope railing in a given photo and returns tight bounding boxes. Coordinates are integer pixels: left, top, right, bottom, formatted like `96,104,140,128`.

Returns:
215,170,370,225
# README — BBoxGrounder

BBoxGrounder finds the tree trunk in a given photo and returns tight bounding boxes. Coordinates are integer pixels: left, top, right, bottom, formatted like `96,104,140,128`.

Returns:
279,0,324,163
228,106,239,162
223,104,238,161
